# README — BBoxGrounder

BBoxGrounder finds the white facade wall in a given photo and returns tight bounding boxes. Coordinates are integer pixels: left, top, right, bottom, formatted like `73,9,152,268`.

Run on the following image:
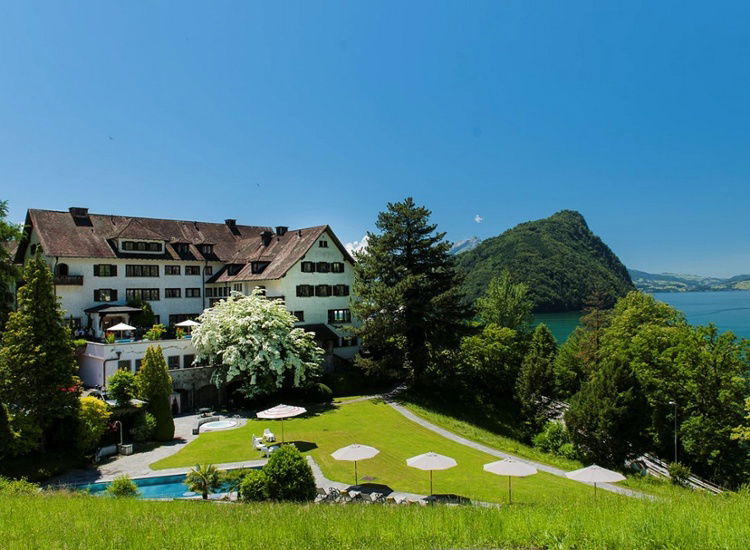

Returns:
79,338,197,387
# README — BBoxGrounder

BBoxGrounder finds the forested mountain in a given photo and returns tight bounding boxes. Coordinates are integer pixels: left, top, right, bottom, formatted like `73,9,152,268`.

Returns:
456,210,634,312
629,269,750,292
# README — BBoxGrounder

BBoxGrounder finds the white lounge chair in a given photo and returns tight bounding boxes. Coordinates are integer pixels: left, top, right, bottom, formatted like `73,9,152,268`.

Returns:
252,435,265,451
263,428,276,442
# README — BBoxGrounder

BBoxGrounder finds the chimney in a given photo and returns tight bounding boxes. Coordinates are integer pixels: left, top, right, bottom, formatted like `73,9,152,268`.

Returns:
69,207,92,226
69,207,89,217
275,226,288,236
225,219,240,236
260,231,273,246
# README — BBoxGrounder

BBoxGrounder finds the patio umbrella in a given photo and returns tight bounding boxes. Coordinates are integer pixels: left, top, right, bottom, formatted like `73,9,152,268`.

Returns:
483,458,537,504
331,444,380,486
406,452,457,496
566,464,625,496
256,404,306,443
106,322,135,340
175,319,200,327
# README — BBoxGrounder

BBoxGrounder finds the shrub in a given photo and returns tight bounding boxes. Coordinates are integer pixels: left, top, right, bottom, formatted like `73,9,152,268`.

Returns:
77,397,111,453
135,346,175,442
0,476,38,495
0,404,12,460
239,470,268,502
668,462,692,487
308,382,333,403
106,475,139,498
143,324,166,341
151,398,175,442
263,445,316,502
107,370,138,408
533,421,574,458
185,464,222,500
131,413,157,443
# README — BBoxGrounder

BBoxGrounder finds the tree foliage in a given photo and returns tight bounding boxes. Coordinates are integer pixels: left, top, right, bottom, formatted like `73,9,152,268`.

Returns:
107,370,138,408
185,463,223,500
77,397,111,454
106,475,139,498
136,345,174,441
0,251,79,452
352,197,470,384
516,323,557,434
0,200,21,332
193,290,323,399
457,210,634,312
475,270,533,332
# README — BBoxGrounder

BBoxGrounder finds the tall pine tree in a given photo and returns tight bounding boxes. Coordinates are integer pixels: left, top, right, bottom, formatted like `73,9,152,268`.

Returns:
352,197,469,385
0,251,79,452
136,345,175,441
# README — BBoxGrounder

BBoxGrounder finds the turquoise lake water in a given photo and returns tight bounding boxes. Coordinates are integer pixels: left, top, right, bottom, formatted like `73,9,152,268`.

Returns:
534,290,750,344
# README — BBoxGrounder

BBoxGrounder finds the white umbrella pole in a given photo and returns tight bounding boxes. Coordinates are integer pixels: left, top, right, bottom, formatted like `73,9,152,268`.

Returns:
594,482,597,497
430,470,433,496
281,418,285,444
355,461,358,486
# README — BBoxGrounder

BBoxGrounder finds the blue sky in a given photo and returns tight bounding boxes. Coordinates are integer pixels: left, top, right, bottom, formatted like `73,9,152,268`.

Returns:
1,1,749,277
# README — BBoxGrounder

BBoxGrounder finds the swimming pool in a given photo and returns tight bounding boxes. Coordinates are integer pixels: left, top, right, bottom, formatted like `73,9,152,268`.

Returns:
79,468,259,499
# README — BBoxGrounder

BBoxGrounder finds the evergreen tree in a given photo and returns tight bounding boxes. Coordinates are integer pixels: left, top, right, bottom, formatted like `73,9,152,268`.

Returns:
0,251,79,451
352,197,470,384
136,345,174,441
0,200,21,332
0,403,12,460
516,323,557,434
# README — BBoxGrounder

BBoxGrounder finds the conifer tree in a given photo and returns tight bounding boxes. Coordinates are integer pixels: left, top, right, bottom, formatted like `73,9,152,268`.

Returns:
516,323,557,434
352,197,469,385
0,200,21,331
0,251,79,451
136,345,174,441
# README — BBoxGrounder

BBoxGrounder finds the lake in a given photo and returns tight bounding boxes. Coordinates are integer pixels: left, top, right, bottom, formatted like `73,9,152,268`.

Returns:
534,290,750,344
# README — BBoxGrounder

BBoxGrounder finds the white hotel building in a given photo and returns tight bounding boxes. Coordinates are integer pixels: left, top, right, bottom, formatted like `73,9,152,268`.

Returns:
14,207,358,410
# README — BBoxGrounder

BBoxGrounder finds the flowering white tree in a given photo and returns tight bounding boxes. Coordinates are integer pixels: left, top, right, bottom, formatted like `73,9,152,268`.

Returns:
192,290,324,398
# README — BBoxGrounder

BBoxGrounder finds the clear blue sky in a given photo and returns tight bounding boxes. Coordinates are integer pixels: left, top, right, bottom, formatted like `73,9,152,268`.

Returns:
1,1,749,277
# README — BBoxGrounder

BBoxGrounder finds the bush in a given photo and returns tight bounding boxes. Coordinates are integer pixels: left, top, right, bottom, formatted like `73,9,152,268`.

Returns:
668,462,692,487
0,476,38,495
263,445,316,502
135,345,175,442
143,324,166,341
131,413,157,443
239,470,268,502
108,370,138,408
533,421,575,458
308,383,333,403
106,475,139,498
77,397,111,453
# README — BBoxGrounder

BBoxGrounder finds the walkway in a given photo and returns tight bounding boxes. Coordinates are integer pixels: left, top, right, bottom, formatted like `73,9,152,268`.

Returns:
385,400,648,499
50,413,248,485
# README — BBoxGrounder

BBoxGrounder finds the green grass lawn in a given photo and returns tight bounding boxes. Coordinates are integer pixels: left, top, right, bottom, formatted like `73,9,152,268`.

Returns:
2,491,749,549
152,399,604,504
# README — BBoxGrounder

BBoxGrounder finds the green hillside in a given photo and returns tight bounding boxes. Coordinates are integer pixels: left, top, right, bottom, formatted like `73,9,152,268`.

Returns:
457,210,634,312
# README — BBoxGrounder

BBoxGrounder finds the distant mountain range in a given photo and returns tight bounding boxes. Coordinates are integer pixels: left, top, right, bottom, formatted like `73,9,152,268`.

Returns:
455,210,634,312
628,270,750,293
449,236,482,255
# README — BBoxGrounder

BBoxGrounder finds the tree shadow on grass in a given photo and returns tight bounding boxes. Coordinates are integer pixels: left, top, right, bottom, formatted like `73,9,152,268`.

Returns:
286,441,318,452
425,493,472,505
348,482,394,495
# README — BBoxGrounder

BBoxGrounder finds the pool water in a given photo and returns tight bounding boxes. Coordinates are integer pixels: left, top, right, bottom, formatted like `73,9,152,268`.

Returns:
80,468,259,499
202,420,237,430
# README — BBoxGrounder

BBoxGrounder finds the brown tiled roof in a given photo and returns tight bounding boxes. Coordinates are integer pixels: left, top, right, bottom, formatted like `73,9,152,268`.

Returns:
17,209,354,281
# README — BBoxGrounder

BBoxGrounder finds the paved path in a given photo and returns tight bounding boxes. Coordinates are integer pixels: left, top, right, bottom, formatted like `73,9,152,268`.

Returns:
385,400,649,499
50,413,249,486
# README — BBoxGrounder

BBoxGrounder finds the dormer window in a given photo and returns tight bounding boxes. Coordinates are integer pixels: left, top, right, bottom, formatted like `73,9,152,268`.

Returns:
199,244,214,256
173,243,189,255
122,240,163,253
251,262,269,274
227,264,242,276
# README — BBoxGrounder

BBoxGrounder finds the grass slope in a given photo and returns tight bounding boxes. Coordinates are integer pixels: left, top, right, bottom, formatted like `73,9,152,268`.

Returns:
153,400,597,504
2,492,749,549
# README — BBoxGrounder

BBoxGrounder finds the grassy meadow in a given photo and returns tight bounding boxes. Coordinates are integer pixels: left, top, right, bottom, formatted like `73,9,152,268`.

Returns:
2,490,749,549
152,399,600,504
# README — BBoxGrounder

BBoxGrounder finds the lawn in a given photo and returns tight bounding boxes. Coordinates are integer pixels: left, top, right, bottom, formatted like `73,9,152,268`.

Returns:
152,400,610,504
2,491,749,549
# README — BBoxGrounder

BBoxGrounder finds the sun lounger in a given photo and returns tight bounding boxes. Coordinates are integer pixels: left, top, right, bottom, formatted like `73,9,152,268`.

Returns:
263,428,276,442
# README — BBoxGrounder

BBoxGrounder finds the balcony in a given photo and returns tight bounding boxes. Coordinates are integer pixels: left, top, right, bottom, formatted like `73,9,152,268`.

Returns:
54,275,84,285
